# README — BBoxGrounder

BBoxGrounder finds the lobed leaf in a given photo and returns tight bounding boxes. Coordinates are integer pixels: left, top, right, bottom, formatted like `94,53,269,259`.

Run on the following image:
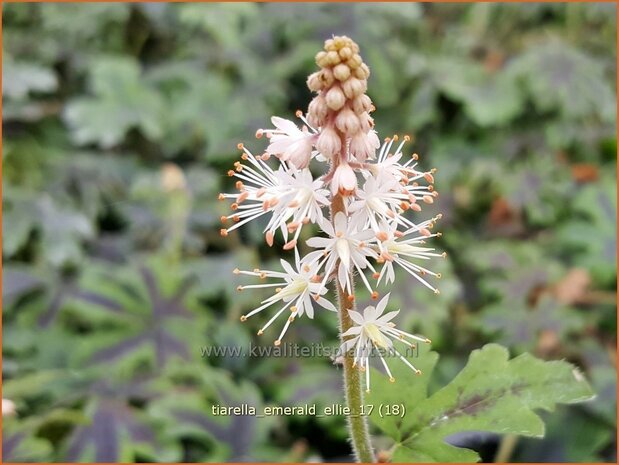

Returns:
369,344,595,462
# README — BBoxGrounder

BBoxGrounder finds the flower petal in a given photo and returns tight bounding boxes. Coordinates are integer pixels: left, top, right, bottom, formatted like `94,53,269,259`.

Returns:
348,310,365,325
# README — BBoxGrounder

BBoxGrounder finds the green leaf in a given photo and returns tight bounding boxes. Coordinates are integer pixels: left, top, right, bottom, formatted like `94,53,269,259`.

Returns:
407,81,439,130
509,41,616,122
64,57,164,148
431,59,523,126
2,55,57,100
558,174,616,287
479,296,583,352
369,344,595,462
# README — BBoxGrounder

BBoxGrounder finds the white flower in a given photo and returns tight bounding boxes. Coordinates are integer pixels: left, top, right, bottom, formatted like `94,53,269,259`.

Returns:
374,220,445,293
305,212,378,296
364,135,437,190
259,115,318,169
339,294,430,392
219,145,330,250
349,172,412,234
235,249,336,345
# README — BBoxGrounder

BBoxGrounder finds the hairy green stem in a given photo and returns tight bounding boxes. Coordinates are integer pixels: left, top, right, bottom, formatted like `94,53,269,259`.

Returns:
332,193,376,463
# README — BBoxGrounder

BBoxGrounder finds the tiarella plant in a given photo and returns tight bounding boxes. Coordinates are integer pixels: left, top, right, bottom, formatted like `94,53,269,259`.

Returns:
220,36,595,463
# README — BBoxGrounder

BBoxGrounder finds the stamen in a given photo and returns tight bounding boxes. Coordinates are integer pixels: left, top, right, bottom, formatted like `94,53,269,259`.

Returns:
283,240,297,250
376,231,388,242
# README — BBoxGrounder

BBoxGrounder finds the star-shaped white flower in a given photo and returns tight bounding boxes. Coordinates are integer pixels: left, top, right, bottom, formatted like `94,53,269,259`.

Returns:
260,116,318,169
362,135,436,195
219,145,329,250
374,219,445,293
339,294,430,393
235,249,336,345
305,211,378,296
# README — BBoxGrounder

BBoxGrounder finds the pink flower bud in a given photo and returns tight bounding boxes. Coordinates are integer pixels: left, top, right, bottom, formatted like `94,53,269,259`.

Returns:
316,126,341,158
333,63,351,81
325,86,346,111
342,77,367,99
331,162,357,196
308,95,329,127
307,72,323,92
351,94,373,115
319,68,335,88
358,111,374,132
349,130,380,162
335,108,360,135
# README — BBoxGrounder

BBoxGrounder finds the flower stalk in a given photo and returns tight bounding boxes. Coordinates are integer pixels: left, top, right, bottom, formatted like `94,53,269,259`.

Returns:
332,193,376,463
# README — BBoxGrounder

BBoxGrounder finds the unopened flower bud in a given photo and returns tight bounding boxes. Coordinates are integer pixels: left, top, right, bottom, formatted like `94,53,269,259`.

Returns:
308,95,328,127
333,36,347,49
335,107,360,135
358,111,374,132
354,65,369,80
315,51,328,67
339,46,353,60
351,94,373,114
326,51,341,66
319,68,335,88
350,130,380,162
307,72,323,92
342,77,367,99
316,126,341,158
360,63,370,78
346,54,363,70
333,63,351,81
331,162,357,196
325,85,346,111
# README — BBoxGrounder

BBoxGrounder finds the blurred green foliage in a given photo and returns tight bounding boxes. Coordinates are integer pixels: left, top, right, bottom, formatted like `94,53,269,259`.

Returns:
2,2,616,462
